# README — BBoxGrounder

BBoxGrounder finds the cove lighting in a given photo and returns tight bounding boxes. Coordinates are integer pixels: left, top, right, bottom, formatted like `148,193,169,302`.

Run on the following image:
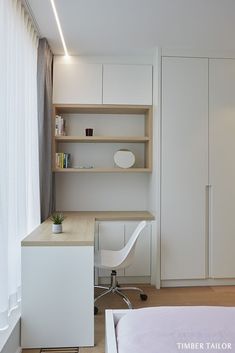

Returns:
50,0,69,56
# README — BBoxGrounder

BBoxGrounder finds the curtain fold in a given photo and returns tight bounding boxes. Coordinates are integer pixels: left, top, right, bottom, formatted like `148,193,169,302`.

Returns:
0,0,40,331
37,38,54,222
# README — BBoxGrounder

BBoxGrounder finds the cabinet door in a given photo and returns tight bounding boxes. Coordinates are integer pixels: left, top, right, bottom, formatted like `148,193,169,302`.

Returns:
98,222,124,277
124,222,151,276
53,57,102,104
161,57,208,280
209,59,235,278
103,64,152,105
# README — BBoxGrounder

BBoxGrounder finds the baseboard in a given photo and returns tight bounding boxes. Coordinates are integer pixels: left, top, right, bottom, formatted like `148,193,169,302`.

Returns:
161,278,235,287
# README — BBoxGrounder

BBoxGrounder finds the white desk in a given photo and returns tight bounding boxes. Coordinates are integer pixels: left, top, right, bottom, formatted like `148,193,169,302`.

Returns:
21,211,154,349
21,215,95,348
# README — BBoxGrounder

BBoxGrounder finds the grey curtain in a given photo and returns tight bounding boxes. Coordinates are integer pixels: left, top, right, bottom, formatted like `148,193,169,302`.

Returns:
37,38,54,222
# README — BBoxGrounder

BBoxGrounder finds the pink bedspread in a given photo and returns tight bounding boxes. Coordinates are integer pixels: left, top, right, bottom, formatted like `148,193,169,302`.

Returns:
116,306,235,353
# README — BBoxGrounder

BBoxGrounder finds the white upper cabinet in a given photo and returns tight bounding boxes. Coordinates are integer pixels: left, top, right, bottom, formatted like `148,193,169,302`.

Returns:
209,59,235,278
53,58,153,105
102,64,152,105
53,57,102,104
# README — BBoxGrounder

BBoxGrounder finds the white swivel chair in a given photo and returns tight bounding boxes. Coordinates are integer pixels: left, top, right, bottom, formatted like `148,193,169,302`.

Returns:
94,220,148,314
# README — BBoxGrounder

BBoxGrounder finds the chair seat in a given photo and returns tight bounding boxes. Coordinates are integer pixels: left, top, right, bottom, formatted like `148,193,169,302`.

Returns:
95,249,125,270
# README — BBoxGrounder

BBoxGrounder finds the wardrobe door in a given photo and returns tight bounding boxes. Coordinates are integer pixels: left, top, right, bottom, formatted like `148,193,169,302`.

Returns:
209,59,235,278
161,57,208,280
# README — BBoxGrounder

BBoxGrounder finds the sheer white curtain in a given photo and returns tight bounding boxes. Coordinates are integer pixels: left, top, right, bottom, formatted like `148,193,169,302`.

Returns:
0,0,40,330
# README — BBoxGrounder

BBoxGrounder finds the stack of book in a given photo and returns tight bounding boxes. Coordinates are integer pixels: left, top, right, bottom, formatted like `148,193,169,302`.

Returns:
55,115,66,136
56,153,71,168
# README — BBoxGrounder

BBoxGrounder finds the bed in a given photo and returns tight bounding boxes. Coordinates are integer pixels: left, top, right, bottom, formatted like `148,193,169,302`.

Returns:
105,307,235,353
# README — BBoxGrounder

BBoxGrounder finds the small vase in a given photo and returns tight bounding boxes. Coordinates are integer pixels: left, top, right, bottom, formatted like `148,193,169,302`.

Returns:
52,224,62,234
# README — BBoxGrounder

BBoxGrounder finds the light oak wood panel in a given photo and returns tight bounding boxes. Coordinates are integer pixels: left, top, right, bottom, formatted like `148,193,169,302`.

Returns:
52,105,57,170
55,136,149,143
53,104,152,173
73,211,154,221
55,104,151,115
53,168,152,173
21,215,95,246
145,106,153,169
21,212,154,246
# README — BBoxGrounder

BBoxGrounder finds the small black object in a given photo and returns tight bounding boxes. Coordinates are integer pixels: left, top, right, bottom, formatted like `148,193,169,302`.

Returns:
94,306,98,315
85,128,93,136
140,293,148,301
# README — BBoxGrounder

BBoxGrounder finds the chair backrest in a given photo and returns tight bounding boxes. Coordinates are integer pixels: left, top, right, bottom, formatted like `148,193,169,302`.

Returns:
118,220,147,269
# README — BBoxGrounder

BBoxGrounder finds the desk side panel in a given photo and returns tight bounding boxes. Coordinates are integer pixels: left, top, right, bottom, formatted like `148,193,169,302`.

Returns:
21,246,94,348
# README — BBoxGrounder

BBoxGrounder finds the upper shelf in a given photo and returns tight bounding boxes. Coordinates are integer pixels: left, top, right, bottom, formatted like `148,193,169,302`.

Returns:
54,104,152,115
55,136,150,143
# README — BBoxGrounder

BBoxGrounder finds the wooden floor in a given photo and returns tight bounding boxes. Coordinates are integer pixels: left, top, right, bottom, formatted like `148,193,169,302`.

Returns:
22,285,235,353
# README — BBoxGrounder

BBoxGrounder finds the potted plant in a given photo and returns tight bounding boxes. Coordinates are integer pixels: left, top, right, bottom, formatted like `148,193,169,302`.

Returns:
50,213,64,234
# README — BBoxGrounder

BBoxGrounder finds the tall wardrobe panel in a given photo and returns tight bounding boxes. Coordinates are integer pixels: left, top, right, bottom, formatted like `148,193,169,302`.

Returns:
161,57,208,280
209,59,235,278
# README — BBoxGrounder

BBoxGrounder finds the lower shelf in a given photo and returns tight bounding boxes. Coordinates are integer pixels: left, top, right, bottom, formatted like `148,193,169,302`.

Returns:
53,167,152,173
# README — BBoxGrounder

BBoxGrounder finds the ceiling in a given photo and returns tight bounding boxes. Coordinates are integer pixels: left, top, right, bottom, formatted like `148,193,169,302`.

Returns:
26,0,235,56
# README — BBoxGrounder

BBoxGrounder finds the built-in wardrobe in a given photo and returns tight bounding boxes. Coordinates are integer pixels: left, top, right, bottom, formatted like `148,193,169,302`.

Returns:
161,56,235,282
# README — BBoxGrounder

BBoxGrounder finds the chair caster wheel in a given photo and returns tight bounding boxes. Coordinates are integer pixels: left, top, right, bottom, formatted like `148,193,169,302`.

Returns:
140,293,148,301
94,306,99,315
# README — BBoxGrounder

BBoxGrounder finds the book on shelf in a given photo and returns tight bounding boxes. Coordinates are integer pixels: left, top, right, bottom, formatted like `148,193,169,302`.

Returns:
55,153,71,168
55,115,66,136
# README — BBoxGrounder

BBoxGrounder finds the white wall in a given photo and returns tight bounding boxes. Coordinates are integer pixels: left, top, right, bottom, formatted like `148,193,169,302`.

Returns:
55,173,150,211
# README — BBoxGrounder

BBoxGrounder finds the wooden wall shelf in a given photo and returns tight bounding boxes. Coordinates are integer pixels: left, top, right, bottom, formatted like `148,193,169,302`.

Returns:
55,136,150,143
53,167,152,173
54,104,150,115
52,104,152,172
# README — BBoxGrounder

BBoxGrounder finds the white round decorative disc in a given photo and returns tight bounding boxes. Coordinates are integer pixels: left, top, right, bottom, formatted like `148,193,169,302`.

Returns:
114,149,135,168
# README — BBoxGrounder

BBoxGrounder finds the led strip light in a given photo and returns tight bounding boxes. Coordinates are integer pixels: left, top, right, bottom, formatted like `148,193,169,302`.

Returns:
50,0,69,56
